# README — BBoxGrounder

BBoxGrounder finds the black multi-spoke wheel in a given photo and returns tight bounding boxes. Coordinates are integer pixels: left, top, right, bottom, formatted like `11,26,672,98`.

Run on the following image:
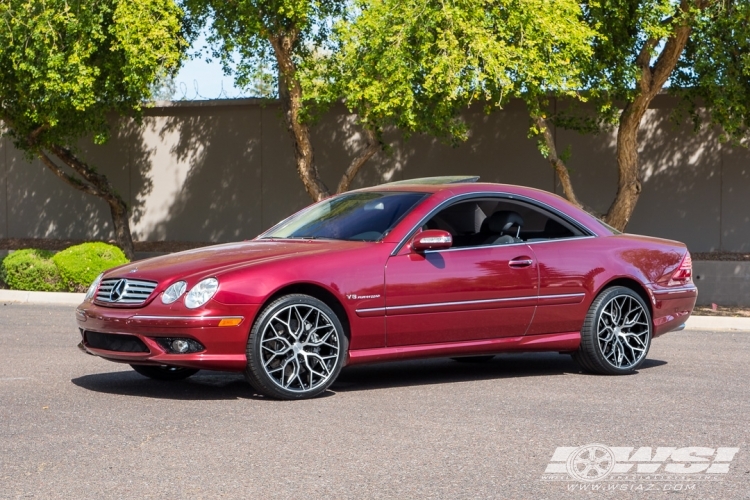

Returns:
573,286,652,375
245,294,348,400
130,364,199,381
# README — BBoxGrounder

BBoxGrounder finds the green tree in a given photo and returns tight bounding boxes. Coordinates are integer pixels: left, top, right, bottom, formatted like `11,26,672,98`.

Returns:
537,0,750,230
0,0,186,258
185,0,383,201
302,0,595,198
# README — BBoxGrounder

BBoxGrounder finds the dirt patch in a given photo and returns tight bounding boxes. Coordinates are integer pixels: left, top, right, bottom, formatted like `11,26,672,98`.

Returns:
692,251,750,261
693,305,750,317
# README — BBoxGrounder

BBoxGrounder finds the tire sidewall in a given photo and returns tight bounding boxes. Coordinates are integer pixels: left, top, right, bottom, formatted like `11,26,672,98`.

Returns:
586,287,653,374
246,294,348,400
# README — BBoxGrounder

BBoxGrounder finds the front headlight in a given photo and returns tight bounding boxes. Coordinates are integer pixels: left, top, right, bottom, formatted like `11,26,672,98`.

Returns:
161,280,187,304
184,278,219,309
84,273,103,301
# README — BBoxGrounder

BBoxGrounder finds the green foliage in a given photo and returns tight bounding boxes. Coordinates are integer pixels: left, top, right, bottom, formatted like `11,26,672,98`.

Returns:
301,0,595,143
672,1,750,144
184,0,345,98
0,0,187,152
53,243,129,292
0,249,65,292
551,0,750,145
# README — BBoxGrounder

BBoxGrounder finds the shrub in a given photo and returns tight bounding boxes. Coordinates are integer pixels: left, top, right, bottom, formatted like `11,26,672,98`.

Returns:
0,249,65,292
53,242,129,292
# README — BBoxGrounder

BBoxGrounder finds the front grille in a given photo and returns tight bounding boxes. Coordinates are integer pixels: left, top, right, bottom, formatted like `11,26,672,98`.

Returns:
84,331,149,353
95,278,157,305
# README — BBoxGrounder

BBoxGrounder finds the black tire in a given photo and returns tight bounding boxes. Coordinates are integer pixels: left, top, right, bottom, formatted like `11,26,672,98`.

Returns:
572,286,652,375
451,355,495,363
245,294,348,400
130,364,199,381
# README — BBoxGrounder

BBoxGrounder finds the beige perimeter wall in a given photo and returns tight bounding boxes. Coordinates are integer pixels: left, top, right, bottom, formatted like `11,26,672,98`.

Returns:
0,95,748,252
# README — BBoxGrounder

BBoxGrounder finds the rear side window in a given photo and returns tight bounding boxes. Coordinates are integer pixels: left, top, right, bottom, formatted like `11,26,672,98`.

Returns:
422,197,585,248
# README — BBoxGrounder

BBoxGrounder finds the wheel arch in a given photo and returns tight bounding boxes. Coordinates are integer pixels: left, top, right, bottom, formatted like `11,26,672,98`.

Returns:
258,283,352,340
595,277,654,322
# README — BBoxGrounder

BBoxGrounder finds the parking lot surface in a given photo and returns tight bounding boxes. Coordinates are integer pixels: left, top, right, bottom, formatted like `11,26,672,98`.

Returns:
0,303,748,499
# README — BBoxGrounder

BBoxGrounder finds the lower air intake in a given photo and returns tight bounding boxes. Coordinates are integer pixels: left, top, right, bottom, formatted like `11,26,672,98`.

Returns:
85,331,149,353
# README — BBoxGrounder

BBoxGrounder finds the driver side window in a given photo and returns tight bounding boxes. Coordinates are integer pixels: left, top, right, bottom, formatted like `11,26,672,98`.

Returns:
422,198,584,248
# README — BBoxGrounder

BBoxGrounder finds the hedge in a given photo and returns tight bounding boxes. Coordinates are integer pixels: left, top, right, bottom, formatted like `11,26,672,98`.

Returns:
53,242,129,292
0,249,65,292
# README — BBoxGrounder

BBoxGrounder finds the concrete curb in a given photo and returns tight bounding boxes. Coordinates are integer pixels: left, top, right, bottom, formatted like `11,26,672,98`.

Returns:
0,290,84,306
684,315,750,332
1,288,749,331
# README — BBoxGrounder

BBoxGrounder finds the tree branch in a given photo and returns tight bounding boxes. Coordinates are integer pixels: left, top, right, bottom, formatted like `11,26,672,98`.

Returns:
530,113,583,209
269,33,330,201
36,149,102,198
336,127,379,194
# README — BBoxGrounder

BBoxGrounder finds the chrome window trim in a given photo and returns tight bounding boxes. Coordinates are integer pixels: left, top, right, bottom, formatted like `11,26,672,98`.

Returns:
355,292,585,315
391,191,596,256
419,235,597,255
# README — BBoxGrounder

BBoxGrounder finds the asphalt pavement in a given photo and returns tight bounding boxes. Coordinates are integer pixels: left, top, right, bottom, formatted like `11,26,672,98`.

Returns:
0,303,748,499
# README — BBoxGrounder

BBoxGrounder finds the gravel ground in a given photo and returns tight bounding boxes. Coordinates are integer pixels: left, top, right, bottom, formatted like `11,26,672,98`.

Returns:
0,304,748,499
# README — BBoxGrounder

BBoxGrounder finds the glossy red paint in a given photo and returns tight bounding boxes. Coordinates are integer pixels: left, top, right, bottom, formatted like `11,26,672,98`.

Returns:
76,181,696,376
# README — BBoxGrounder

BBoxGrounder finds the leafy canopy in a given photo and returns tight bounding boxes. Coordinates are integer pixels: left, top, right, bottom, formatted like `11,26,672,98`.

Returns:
302,0,596,141
184,0,345,96
672,1,750,143
0,0,186,151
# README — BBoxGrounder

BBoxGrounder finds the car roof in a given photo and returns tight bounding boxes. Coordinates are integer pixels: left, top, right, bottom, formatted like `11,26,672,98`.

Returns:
352,176,613,236
354,177,551,198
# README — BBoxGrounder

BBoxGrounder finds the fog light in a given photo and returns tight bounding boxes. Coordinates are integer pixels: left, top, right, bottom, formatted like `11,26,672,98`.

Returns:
172,339,190,353
154,337,205,354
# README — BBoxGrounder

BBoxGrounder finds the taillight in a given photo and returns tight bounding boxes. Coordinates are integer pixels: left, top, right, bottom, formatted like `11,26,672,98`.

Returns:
668,252,692,286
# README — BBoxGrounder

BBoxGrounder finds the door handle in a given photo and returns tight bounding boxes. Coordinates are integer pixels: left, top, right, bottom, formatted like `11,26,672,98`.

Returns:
509,257,534,268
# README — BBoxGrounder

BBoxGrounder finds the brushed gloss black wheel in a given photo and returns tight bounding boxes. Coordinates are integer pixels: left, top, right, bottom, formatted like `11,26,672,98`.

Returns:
245,294,348,400
573,286,652,375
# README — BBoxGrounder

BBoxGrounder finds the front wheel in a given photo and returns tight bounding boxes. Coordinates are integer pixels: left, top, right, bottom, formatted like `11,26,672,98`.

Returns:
245,294,348,400
572,286,652,375
130,364,199,381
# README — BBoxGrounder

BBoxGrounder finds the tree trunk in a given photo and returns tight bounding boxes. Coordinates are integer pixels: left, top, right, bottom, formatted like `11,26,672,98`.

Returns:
603,6,694,231
38,146,135,259
529,111,584,209
336,127,379,194
270,34,330,202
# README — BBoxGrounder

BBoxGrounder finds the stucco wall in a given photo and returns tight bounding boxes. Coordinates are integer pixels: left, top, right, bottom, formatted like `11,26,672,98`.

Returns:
1,95,748,251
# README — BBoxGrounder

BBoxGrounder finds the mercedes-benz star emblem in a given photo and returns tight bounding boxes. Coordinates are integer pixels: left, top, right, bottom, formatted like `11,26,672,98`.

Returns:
109,279,127,302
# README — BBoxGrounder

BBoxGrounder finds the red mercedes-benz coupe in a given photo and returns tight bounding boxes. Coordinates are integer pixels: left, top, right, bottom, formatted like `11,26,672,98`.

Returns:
76,177,697,399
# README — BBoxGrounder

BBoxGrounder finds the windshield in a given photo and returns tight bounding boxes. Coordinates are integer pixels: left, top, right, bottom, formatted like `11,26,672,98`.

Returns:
262,191,427,242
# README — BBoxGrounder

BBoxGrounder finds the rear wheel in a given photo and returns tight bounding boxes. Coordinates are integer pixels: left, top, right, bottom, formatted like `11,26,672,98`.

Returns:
451,355,495,363
572,286,652,375
130,364,199,381
245,294,348,400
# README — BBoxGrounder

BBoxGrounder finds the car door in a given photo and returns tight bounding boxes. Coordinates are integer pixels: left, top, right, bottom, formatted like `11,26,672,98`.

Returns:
525,236,598,336
384,239,538,347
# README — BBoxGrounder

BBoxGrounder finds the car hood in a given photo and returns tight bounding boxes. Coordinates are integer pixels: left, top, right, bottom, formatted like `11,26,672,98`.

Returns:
105,240,372,284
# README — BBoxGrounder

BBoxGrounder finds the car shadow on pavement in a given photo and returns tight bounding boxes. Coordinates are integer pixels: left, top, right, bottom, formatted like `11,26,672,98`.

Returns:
331,353,667,393
70,353,667,399
71,370,271,401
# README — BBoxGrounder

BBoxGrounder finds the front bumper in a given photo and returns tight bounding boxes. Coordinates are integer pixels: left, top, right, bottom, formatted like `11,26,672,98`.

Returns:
76,300,261,372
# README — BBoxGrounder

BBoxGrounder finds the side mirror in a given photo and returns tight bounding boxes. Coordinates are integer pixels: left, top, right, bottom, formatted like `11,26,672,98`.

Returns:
411,229,453,252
